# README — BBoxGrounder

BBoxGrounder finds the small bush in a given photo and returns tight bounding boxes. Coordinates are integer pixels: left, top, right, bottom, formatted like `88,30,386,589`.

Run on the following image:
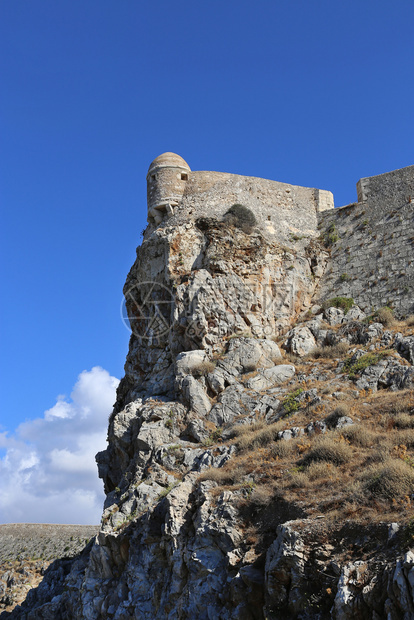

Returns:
325,405,350,428
375,307,395,327
341,425,376,447
309,342,348,359
306,461,338,482
224,204,257,233
270,440,295,459
322,297,354,314
300,437,352,467
360,459,414,501
323,223,339,247
282,388,303,415
236,422,283,453
344,352,386,379
191,360,216,377
392,413,414,429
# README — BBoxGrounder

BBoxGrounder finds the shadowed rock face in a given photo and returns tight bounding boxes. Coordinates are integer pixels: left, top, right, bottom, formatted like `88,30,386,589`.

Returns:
4,162,414,620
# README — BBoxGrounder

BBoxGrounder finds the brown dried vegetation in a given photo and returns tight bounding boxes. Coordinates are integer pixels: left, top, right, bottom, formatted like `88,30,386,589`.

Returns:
198,386,414,525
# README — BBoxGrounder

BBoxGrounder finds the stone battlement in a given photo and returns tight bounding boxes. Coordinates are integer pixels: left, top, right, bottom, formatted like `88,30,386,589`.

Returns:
318,163,414,316
145,154,413,315
146,152,334,242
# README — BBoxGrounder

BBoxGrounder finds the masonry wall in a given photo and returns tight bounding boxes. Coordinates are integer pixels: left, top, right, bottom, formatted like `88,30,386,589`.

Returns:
162,170,333,245
317,165,414,316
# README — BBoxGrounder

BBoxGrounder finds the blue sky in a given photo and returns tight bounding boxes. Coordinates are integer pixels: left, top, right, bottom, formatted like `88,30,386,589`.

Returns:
1,0,413,523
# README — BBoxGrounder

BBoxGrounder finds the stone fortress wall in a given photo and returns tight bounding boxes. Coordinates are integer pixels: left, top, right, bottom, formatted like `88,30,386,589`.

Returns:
146,153,334,245
317,165,414,316
145,153,414,316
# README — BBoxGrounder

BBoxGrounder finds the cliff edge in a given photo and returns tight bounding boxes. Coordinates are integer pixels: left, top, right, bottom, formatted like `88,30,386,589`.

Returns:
3,157,414,619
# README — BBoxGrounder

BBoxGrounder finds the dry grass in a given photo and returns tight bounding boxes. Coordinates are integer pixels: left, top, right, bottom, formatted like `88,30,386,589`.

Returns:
249,484,275,507
392,413,414,429
325,404,351,428
308,342,349,360
191,360,216,377
306,461,339,482
367,389,413,418
270,440,296,459
196,366,414,527
198,463,247,485
363,446,391,465
300,436,353,467
396,429,414,448
360,458,414,501
406,315,414,327
375,306,396,327
340,425,377,447
235,421,285,452
286,470,310,489
230,420,267,437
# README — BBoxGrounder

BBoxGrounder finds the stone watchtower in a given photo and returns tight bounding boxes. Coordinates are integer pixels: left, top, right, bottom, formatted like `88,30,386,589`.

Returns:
147,152,191,225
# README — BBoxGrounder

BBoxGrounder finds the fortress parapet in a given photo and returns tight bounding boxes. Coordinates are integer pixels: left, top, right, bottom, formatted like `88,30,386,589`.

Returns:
146,152,334,237
357,164,414,207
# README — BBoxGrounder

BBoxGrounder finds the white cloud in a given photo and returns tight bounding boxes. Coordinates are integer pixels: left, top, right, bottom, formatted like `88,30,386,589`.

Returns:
0,367,119,525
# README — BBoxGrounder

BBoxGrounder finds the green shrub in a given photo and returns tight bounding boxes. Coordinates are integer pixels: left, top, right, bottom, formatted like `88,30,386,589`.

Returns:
323,223,339,246
224,204,257,233
344,352,386,379
322,297,354,314
282,388,303,415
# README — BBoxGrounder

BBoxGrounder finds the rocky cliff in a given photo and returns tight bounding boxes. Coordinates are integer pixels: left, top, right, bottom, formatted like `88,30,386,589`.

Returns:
3,161,414,619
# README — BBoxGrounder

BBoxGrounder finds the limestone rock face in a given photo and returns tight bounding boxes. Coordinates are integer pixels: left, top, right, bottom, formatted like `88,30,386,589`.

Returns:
6,166,414,619
118,219,327,407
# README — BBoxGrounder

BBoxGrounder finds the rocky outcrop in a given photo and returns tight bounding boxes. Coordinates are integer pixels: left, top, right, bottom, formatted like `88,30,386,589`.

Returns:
4,182,414,619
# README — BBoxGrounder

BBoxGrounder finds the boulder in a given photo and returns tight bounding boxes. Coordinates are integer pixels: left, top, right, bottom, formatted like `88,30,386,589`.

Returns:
246,364,296,390
394,334,414,365
283,326,316,357
342,305,366,322
324,306,345,325
180,376,212,416
175,350,210,376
